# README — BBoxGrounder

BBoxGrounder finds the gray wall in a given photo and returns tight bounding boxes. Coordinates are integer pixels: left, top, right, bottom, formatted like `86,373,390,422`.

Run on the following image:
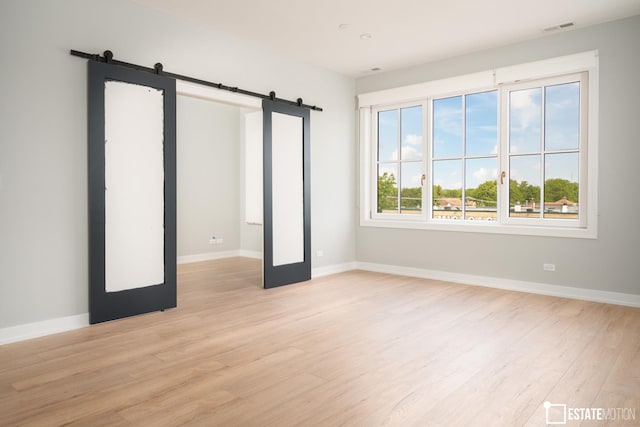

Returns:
356,16,640,295
177,96,241,257
0,0,356,328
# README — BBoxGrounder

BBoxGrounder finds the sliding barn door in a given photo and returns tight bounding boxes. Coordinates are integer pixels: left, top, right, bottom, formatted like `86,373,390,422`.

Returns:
262,100,311,288
88,61,176,324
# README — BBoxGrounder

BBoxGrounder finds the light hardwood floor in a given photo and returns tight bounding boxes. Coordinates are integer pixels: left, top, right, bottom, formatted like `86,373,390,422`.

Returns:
1,257,639,426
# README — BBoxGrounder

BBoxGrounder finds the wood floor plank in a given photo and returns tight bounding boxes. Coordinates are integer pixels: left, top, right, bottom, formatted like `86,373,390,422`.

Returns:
1,257,638,426
117,388,238,426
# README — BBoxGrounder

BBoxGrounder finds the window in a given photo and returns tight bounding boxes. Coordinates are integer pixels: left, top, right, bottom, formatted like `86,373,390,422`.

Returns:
375,104,424,216
432,90,498,221
359,52,598,238
503,75,585,227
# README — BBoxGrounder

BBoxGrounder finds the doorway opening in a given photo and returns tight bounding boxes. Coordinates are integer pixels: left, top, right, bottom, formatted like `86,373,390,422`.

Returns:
176,81,263,288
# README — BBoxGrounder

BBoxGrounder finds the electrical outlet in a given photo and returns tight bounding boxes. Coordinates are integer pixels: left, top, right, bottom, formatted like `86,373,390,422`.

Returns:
316,250,324,257
543,263,556,272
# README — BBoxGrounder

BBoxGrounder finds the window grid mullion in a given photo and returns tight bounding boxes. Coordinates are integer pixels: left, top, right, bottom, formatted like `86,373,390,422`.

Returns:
424,101,430,219
396,109,401,213
539,85,546,220
461,95,467,219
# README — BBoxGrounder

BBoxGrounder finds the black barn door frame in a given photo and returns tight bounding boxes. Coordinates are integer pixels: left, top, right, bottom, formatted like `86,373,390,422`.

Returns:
88,60,176,324
262,100,311,288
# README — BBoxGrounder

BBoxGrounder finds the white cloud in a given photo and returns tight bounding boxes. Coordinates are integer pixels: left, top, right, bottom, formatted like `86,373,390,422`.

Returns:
434,103,463,137
472,167,498,182
400,145,421,160
404,134,422,145
510,89,540,130
510,90,532,109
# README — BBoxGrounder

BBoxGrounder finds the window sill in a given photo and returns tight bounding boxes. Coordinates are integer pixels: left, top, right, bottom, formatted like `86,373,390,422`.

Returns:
360,216,597,239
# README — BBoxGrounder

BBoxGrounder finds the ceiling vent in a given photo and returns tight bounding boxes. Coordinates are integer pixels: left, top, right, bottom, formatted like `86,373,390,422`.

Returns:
543,22,575,32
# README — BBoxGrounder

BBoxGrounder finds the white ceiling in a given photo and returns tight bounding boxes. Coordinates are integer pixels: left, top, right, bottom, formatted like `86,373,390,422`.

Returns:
134,0,640,76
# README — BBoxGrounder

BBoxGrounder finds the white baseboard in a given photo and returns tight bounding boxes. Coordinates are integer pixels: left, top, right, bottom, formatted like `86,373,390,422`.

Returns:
178,251,352,278
312,262,358,278
238,250,262,260
177,250,262,264
355,262,640,308
0,313,89,346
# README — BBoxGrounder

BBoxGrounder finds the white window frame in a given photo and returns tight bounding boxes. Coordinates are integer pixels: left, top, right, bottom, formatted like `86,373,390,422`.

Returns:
428,88,500,224
499,72,588,229
370,100,428,222
358,51,599,239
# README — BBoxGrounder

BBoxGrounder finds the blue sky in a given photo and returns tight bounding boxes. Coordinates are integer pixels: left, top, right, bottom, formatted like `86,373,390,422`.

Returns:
509,82,580,185
378,81,580,193
433,90,498,190
378,106,423,189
